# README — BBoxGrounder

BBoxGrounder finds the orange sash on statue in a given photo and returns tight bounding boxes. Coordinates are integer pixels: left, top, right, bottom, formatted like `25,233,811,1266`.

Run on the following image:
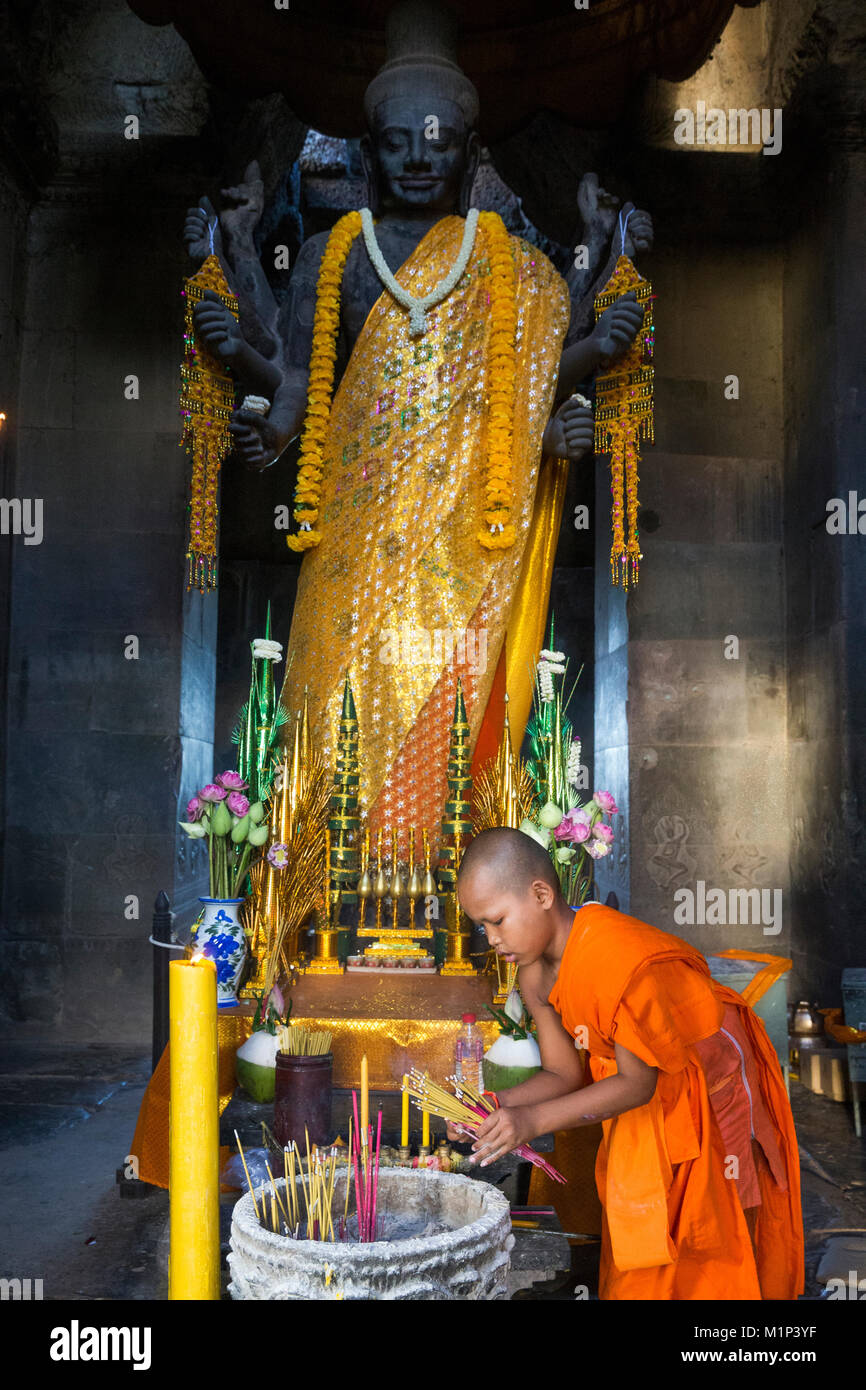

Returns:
549,903,804,1300
283,218,570,853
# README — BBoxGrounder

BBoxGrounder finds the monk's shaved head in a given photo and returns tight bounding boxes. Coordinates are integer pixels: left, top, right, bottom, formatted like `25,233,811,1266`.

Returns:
458,827,560,900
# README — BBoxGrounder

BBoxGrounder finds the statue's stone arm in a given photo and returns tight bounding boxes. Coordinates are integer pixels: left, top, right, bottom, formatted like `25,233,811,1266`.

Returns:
217,162,281,356
185,194,282,400
227,232,332,472
560,172,653,346
541,180,652,460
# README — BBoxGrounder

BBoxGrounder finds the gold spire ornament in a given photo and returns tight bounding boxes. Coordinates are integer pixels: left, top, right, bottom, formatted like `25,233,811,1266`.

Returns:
180,251,239,592
593,251,654,590
439,679,476,976
472,693,538,834
329,673,361,904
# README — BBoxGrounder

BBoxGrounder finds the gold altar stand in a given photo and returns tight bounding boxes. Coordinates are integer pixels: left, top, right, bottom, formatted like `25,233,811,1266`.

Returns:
130,972,498,1187
230,972,498,1089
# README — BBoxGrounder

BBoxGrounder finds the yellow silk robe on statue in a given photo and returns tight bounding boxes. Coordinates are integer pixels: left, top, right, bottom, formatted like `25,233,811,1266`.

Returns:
284,216,570,851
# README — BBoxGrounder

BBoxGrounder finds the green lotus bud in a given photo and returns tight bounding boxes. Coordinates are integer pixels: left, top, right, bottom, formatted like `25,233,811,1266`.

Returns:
539,801,564,829
231,814,251,843
247,823,269,846
555,846,576,863
248,801,265,825
210,801,232,836
178,820,207,839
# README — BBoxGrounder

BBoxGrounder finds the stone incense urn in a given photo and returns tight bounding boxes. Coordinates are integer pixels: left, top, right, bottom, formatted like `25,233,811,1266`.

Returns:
228,1167,514,1300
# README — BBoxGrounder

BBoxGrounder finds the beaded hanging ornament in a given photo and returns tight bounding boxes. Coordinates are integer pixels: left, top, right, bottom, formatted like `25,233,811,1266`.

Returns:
179,235,239,592
593,214,654,589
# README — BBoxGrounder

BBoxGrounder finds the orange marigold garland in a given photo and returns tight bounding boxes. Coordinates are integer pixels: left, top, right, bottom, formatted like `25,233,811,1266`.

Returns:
477,211,517,551
593,255,654,589
180,253,239,592
285,209,520,555
286,211,363,552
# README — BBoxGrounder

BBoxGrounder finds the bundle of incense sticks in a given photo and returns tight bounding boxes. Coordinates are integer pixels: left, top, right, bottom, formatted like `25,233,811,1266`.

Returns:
235,1128,340,1240
402,1070,567,1184
235,1118,382,1243
277,1024,333,1056
351,1091,382,1243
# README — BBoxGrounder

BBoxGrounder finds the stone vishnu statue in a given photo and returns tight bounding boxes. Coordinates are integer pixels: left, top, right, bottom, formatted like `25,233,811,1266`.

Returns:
185,0,651,855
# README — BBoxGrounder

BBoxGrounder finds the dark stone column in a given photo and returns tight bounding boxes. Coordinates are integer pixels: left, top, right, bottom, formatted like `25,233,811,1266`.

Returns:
594,212,789,950
782,66,866,999
0,187,218,1040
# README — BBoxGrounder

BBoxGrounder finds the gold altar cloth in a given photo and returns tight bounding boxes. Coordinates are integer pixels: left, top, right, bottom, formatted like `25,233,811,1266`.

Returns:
284,216,569,855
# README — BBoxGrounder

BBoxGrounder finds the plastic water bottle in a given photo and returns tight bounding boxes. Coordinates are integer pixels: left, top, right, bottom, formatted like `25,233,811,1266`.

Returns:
456,1012,484,1091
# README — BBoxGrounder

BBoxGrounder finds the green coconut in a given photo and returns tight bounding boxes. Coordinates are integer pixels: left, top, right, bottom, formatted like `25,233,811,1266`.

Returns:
482,1032,542,1093
235,1029,280,1103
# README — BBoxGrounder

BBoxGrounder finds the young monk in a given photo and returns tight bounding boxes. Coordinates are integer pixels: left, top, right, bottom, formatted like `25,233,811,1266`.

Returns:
455,826,804,1300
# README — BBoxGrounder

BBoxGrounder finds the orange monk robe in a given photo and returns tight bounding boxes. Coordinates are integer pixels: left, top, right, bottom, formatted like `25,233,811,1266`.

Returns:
549,903,804,1300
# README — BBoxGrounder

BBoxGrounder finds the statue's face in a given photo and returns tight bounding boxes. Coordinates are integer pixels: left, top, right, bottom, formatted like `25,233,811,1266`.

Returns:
369,97,471,213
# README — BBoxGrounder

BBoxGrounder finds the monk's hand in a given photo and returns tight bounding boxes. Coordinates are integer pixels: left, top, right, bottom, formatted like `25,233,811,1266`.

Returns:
469,1105,536,1168
591,291,645,368
542,398,594,461
228,408,280,471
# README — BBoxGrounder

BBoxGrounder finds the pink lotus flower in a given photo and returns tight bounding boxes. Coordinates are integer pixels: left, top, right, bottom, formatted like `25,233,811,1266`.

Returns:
586,840,612,860
267,842,290,869
226,791,250,817
594,790,619,816
216,770,248,791
267,983,285,1017
186,795,205,822
554,810,591,844
592,822,614,844
199,783,227,802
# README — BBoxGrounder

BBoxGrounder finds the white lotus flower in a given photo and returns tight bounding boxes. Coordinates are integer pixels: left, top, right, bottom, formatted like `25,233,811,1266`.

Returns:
504,989,524,1026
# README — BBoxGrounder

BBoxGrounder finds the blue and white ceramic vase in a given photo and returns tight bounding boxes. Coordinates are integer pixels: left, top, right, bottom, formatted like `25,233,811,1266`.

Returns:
194,898,247,1007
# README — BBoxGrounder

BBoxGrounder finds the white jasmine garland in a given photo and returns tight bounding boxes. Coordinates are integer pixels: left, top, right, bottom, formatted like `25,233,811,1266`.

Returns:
539,665,554,702
360,207,480,337
252,638,282,662
567,738,583,787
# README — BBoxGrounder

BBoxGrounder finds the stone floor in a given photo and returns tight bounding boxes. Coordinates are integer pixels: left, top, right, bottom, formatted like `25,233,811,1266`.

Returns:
0,1040,863,1301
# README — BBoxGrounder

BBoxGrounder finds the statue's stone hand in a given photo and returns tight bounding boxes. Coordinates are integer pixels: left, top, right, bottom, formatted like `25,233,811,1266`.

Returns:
193,289,244,366
184,196,222,264
219,161,265,256
228,408,281,472
591,291,645,367
576,172,619,245
543,399,595,461
623,208,653,257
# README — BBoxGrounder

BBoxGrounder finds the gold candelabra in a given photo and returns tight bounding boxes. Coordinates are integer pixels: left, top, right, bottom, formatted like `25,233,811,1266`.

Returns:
356,823,433,960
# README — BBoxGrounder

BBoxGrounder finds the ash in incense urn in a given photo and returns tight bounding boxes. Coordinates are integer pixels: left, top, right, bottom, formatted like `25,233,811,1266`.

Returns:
227,1168,513,1300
